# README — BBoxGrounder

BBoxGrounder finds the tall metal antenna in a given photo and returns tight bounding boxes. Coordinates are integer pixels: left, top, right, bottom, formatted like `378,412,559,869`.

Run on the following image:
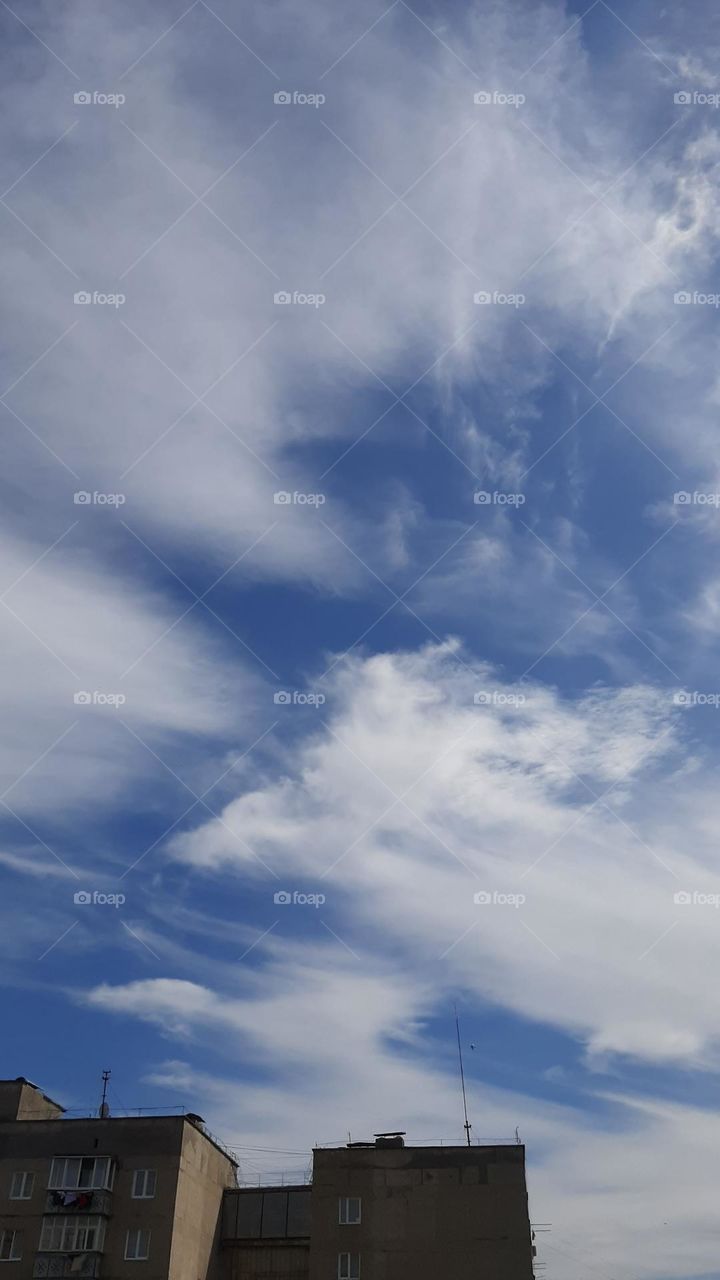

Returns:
99,1069,111,1118
454,1004,472,1147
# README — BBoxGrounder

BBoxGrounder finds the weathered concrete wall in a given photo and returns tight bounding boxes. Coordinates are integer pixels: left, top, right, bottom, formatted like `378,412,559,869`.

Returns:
0,1114,235,1280
168,1121,236,1280
0,1116,186,1280
309,1145,535,1280
223,1242,309,1280
0,1082,63,1123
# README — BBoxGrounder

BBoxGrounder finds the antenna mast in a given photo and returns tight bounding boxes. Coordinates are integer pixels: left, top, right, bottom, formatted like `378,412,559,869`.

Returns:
454,1005,472,1147
99,1069,111,1118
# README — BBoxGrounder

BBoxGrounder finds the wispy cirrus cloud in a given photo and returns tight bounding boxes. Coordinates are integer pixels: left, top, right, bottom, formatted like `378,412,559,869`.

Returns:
7,2,720,1277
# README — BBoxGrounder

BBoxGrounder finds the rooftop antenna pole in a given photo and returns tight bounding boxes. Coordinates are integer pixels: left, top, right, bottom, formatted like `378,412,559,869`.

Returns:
99,1069,111,1118
454,1004,472,1147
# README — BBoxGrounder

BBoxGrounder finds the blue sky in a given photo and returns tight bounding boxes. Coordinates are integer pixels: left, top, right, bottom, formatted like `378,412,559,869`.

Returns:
3,0,720,1274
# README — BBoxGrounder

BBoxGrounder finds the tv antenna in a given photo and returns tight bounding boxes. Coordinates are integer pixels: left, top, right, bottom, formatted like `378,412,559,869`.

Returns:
454,1005,472,1147
99,1069,111,1118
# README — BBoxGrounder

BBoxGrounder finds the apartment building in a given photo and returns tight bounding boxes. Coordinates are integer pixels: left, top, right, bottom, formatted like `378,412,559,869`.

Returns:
0,1078,237,1280
0,1078,536,1280
221,1134,535,1279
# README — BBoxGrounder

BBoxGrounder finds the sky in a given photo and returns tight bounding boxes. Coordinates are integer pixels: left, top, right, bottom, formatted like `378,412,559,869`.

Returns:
3,0,720,1275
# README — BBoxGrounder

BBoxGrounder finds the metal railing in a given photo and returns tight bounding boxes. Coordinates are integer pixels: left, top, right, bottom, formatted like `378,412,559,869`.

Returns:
236,1170,313,1188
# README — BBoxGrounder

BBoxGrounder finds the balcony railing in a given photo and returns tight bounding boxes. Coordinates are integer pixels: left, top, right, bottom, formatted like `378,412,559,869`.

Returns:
44,1192,111,1215
33,1255,101,1278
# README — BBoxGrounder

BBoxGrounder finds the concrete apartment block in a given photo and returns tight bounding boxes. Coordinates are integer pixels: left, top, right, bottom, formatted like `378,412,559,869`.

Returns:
0,1080,537,1280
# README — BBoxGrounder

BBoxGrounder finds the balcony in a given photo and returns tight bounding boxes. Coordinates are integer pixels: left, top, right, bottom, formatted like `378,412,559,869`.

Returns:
33,1256,101,1278
44,1192,111,1215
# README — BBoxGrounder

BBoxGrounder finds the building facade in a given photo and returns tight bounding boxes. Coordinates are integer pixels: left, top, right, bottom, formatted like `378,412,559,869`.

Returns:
0,1080,536,1280
221,1187,310,1280
221,1136,535,1280
0,1079,237,1280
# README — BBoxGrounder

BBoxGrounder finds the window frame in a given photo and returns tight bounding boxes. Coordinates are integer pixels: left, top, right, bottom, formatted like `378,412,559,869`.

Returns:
124,1228,151,1261
337,1252,360,1279
38,1216,105,1253
338,1196,361,1225
0,1231,21,1262
48,1157,114,1192
9,1171,34,1201
131,1169,156,1200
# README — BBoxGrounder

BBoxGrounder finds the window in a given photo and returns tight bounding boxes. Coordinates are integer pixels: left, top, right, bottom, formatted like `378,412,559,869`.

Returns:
125,1229,150,1261
0,1232,21,1262
9,1172,33,1200
338,1197,361,1225
131,1170,156,1199
39,1216,104,1253
48,1158,114,1191
337,1254,360,1279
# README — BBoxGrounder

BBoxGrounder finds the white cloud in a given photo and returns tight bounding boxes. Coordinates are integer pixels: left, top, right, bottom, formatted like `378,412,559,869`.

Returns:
0,531,262,815
3,0,719,594
155,639,720,1071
